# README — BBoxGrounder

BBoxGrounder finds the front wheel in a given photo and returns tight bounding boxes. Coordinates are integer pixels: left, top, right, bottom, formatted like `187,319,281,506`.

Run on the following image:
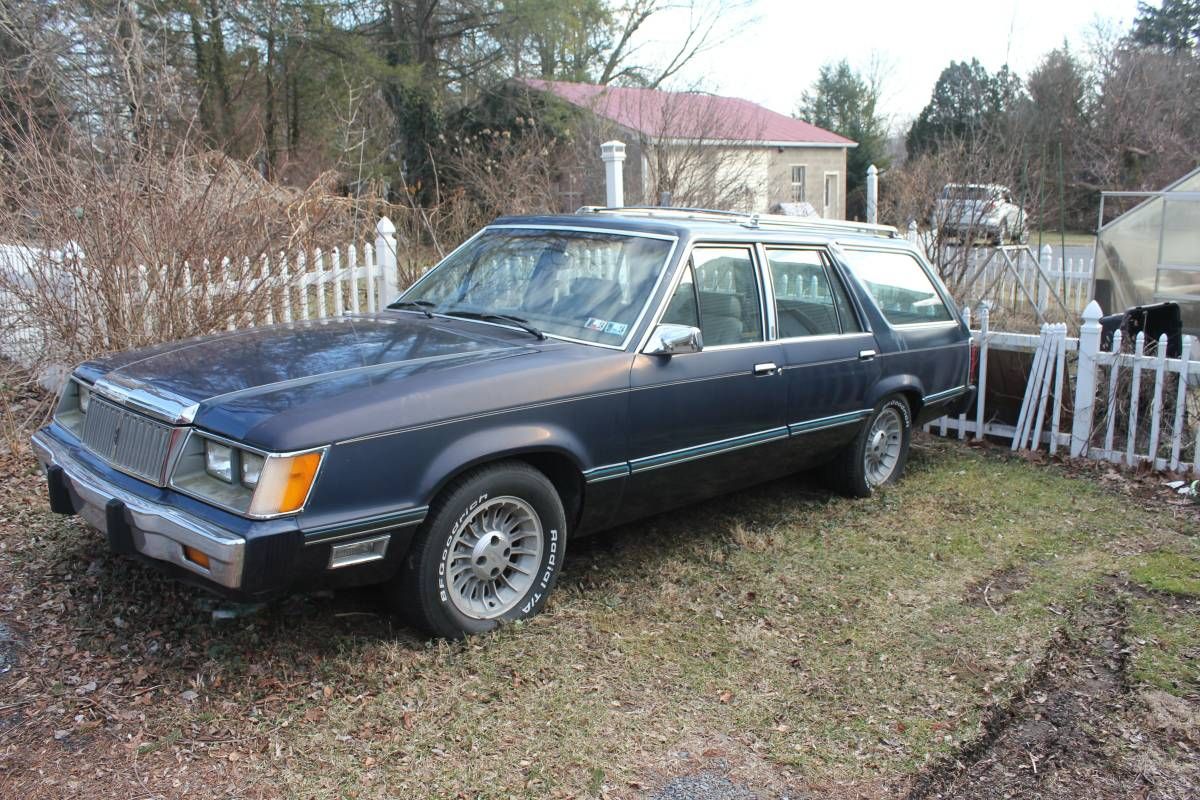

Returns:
828,396,912,498
391,461,567,638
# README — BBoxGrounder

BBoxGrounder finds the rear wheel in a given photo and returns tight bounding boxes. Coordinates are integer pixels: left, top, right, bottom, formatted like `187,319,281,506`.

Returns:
391,461,566,638
828,396,912,498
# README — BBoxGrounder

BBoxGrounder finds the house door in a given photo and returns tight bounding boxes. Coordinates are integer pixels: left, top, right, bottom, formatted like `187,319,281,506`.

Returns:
824,173,840,218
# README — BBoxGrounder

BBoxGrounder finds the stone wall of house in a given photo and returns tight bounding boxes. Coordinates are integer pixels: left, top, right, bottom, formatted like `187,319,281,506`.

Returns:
766,147,849,219
561,134,850,218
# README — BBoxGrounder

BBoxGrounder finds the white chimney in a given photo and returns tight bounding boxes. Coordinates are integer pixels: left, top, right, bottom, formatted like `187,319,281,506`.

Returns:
600,140,626,208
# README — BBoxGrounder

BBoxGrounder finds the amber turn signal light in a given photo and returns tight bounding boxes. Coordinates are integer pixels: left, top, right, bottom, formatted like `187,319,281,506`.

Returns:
183,546,211,569
248,451,323,517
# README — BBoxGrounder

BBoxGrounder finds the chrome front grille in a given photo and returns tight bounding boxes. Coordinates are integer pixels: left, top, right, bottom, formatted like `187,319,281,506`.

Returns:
81,398,175,484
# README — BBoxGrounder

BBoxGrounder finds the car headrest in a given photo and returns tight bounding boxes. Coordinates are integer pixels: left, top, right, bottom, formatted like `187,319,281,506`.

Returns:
700,292,742,319
569,277,622,307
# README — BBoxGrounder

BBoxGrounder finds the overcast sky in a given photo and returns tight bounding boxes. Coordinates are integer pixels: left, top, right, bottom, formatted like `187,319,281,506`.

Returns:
637,0,1142,132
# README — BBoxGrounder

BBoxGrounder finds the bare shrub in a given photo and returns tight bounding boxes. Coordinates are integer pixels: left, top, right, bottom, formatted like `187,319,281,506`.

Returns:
0,110,362,448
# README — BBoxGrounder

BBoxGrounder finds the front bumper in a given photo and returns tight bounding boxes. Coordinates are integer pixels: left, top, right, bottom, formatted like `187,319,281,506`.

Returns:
32,429,248,589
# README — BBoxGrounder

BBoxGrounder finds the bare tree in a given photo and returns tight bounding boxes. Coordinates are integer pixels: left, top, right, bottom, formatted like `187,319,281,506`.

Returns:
633,90,767,209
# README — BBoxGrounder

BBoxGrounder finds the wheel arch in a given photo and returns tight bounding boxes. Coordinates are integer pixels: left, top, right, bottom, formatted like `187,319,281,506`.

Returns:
867,375,924,420
417,426,589,535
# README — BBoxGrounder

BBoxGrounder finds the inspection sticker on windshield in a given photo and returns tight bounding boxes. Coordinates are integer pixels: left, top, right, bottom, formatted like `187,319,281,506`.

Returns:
603,321,628,337
585,317,608,331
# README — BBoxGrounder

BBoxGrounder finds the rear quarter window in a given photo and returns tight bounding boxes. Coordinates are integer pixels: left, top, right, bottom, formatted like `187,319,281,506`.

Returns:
840,249,953,325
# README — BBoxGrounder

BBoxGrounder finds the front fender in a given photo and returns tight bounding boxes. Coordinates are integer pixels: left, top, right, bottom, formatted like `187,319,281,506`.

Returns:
416,423,589,505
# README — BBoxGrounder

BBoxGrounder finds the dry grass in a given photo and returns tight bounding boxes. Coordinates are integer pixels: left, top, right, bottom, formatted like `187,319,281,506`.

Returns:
0,439,1197,798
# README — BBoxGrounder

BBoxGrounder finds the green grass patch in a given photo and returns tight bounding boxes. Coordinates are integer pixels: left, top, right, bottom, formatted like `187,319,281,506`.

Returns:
1032,230,1096,248
1130,550,1200,597
1127,597,1200,696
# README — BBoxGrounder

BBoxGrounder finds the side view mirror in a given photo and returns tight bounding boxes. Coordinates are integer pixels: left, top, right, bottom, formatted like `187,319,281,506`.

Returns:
644,323,703,356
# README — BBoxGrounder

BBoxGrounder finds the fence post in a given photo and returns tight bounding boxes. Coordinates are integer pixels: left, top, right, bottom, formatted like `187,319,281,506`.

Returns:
375,216,398,309
907,221,918,243
975,302,989,441
600,140,626,208
1071,300,1103,457
1039,244,1053,314
866,164,878,224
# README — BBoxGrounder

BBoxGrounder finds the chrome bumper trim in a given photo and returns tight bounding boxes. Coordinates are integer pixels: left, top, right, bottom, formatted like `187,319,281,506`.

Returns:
31,431,246,589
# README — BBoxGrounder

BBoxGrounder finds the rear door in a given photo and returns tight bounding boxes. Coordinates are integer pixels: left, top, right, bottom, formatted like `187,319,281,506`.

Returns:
618,243,788,520
837,246,970,412
763,246,881,462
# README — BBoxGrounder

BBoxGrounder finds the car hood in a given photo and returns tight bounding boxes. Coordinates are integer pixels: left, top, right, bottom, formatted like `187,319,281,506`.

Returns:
78,314,544,439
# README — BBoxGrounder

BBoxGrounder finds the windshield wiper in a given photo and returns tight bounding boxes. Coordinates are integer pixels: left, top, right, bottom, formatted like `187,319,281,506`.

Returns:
387,299,434,318
443,310,546,340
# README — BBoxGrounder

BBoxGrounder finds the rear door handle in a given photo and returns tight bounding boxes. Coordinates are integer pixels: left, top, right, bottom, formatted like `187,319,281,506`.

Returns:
753,362,780,376
859,349,877,360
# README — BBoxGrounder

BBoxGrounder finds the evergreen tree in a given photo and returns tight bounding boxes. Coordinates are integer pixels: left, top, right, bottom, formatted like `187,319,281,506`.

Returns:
905,59,1023,156
798,60,890,218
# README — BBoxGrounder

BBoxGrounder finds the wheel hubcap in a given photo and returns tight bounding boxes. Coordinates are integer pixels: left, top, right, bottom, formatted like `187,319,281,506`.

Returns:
864,408,903,487
445,496,543,619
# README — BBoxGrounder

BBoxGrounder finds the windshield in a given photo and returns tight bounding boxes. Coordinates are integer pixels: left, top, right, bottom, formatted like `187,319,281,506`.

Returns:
401,228,674,345
940,185,997,201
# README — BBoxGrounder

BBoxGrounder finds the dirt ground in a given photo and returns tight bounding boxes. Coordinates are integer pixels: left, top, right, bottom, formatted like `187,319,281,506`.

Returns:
0,435,1197,799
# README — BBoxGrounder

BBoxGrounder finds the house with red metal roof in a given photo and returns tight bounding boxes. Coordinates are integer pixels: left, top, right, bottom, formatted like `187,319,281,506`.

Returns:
521,79,857,218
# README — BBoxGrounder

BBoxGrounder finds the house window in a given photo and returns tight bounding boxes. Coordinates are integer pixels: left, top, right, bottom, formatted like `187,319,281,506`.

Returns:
790,165,806,202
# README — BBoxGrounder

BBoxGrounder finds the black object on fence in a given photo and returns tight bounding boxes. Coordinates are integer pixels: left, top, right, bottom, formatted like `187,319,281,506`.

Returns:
1099,302,1183,358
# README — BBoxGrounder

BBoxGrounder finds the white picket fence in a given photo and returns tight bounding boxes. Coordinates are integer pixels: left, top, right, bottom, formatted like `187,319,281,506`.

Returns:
0,218,404,367
191,216,402,329
928,301,1200,474
956,244,1094,316
904,225,1095,317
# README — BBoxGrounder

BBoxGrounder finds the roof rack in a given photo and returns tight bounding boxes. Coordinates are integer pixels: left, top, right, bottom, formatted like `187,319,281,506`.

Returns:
575,206,900,239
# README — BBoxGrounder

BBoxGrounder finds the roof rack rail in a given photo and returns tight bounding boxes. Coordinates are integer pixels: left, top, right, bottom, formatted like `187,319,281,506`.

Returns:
575,205,900,239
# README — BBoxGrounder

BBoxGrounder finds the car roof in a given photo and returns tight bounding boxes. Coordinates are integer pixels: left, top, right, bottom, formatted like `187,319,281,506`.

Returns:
490,207,910,250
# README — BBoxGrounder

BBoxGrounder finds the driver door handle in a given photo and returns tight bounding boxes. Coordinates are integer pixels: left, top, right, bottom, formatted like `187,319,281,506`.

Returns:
753,362,780,376
859,349,877,360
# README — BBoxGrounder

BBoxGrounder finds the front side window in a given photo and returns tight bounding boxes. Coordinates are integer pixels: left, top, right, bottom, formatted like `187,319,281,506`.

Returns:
839,248,953,325
403,228,673,345
766,249,860,337
661,246,764,347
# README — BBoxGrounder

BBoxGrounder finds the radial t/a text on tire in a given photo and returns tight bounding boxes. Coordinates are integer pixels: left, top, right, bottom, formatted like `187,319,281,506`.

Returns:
392,461,566,638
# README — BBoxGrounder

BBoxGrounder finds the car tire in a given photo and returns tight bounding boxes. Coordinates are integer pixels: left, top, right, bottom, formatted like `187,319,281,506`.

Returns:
391,461,567,638
827,396,912,498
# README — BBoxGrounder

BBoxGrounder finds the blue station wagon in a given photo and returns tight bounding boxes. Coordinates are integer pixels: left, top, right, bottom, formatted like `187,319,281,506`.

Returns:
33,208,974,637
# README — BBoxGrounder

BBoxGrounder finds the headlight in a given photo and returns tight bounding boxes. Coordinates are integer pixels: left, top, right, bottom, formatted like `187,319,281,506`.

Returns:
53,377,91,436
171,433,323,517
240,452,264,488
204,441,234,483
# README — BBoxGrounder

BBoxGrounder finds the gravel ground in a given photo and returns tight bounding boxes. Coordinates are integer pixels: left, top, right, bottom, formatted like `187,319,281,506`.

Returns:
651,771,759,800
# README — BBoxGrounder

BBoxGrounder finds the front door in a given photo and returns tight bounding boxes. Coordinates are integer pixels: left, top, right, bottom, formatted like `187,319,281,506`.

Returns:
618,244,788,522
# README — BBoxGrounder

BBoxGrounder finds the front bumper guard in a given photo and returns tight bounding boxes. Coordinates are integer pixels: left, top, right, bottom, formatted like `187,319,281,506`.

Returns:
31,430,246,589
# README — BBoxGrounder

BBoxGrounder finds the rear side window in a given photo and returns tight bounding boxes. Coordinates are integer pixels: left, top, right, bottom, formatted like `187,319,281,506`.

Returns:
766,248,861,337
840,249,953,325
